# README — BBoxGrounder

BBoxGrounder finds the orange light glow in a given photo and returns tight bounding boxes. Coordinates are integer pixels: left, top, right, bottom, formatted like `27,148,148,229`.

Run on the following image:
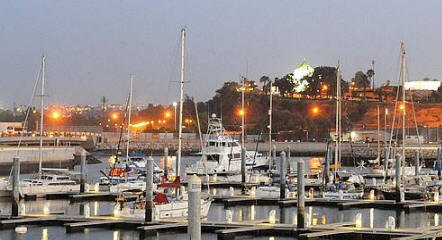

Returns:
131,121,150,128
164,111,172,118
321,85,328,91
111,112,119,120
312,107,319,115
238,108,245,117
399,104,405,111
51,111,61,119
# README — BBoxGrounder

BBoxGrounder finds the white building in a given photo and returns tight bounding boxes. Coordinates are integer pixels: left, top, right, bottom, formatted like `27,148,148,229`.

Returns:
405,79,441,91
292,61,314,93
0,122,24,136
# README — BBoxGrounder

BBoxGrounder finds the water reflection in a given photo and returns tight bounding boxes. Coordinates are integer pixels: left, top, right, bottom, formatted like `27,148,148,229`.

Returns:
41,228,48,240
207,203,442,229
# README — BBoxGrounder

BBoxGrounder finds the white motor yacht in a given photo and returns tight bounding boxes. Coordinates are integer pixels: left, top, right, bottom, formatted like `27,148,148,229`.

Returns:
186,115,268,175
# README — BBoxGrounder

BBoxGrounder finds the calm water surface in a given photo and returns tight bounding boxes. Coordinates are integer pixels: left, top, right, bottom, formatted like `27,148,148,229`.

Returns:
0,154,440,239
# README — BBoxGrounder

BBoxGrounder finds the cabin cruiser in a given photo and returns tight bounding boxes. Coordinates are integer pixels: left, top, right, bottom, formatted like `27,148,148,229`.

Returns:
186,115,268,175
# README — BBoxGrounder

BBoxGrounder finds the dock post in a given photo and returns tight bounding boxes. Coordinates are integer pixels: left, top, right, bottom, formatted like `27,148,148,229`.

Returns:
80,150,87,193
280,151,287,199
145,156,154,222
271,145,276,169
287,146,291,171
414,150,420,176
12,157,20,217
188,175,201,240
324,145,331,185
383,146,389,183
241,147,246,194
297,160,305,228
164,147,169,175
395,154,402,203
437,148,441,180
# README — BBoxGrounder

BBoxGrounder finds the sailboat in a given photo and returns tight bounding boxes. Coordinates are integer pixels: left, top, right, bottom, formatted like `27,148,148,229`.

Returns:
321,64,365,199
381,43,425,200
116,28,212,219
0,56,81,197
100,75,162,192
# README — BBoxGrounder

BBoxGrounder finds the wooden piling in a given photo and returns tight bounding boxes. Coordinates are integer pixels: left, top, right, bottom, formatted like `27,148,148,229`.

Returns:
280,151,287,200
145,156,154,222
297,160,305,228
80,150,86,193
12,157,20,217
395,154,402,203
241,147,246,194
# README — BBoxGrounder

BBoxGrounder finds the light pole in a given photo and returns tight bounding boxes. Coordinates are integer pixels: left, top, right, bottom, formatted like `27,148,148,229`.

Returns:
172,102,177,131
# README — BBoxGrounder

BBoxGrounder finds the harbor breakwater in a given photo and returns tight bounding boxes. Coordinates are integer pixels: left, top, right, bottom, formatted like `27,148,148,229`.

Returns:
0,146,95,175
95,140,440,165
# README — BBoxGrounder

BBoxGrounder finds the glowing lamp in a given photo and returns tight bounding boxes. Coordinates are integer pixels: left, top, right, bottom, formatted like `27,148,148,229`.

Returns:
51,111,61,119
111,112,119,120
312,107,319,115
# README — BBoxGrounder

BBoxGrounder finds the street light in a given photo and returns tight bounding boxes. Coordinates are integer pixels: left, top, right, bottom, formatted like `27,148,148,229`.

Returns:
172,102,177,131
237,108,245,117
311,106,319,116
111,112,119,120
51,111,61,120
164,111,172,119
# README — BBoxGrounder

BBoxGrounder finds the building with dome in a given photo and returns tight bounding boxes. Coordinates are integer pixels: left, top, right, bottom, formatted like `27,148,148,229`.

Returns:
292,61,314,93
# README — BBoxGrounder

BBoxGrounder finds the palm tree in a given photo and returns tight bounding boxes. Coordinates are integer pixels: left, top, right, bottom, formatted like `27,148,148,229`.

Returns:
259,75,271,94
354,71,370,100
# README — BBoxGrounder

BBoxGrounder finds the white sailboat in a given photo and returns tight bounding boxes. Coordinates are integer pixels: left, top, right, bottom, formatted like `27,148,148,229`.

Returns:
117,28,212,219
0,56,81,197
114,193,212,220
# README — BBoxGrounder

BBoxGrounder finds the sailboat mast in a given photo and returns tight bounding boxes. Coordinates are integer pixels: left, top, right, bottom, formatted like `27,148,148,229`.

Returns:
334,64,341,180
176,28,185,181
241,77,245,148
269,81,273,163
400,43,406,173
377,106,381,160
38,56,46,179
126,74,133,160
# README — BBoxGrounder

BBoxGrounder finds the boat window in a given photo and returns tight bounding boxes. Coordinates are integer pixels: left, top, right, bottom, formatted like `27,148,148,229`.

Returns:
207,155,220,162
209,141,216,147
227,142,233,147
228,153,241,159
221,142,226,147
57,176,70,180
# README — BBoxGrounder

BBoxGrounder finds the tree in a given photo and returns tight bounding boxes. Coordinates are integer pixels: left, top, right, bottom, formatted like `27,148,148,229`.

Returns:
259,76,271,93
302,66,348,99
366,69,375,89
353,71,370,100
273,74,295,97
